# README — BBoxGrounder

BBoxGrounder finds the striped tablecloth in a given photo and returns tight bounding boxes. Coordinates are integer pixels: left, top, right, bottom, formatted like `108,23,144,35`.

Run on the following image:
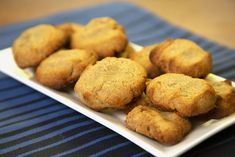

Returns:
0,2,234,157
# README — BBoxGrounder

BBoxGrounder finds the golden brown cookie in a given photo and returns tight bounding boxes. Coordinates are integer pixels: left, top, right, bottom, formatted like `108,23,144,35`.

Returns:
57,22,83,37
116,44,136,58
71,17,128,59
206,80,235,118
130,45,162,78
57,23,83,47
74,57,147,110
13,24,66,68
125,105,191,145
150,39,212,78
123,93,152,114
36,49,97,89
146,73,217,117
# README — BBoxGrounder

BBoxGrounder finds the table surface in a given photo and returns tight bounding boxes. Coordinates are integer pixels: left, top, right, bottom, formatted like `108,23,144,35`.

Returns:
1,0,235,49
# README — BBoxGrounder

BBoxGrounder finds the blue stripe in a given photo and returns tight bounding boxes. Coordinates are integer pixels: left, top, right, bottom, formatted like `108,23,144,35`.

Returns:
128,23,167,41
0,108,72,134
0,98,53,119
212,48,232,58
207,44,224,54
52,133,118,157
0,84,24,92
213,49,232,57
0,73,7,79
0,115,85,144
221,71,235,79
110,6,140,20
185,35,203,44
123,13,152,28
89,141,132,157
0,120,95,154
0,102,62,127
213,54,235,66
0,81,22,90
214,60,235,73
116,9,149,26
132,24,173,43
0,77,9,81
0,90,34,102
0,93,46,111
168,29,191,39
127,20,166,37
198,40,212,49
134,25,173,42
0,85,33,94
17,126,104,157
201,41,214,51
0,77,19,84
132,151,148,157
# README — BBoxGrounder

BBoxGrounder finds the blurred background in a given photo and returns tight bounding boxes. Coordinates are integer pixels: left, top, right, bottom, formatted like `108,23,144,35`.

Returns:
1,0,235,49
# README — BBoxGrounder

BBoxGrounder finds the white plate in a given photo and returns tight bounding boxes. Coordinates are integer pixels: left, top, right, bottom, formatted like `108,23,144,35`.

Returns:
0,44,234,157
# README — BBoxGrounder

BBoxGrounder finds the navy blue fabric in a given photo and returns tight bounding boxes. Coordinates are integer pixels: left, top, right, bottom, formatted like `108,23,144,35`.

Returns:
0,2,234,157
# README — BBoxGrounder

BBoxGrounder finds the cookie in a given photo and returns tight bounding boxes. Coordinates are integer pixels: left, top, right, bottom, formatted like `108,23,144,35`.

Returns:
130,45,162,78
125,105,191,145
13,24,66,68
116,44,136,58
71,17,128,59
57,22,83,47
74,57,147,110
146,73,217,117
57,22,83,37
206,80,235,118
123,93,152,114
150,39,212,78
36,49,97,89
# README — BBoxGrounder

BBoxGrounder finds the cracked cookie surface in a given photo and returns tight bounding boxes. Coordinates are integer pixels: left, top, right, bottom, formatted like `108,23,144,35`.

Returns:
150,39,212,78
116,44,136,58
146,73,217,117
13,24,66,68
36,49,97,89
57,22,83,37
130,45,162,78
205,80,235,118
74,57,147,110
57,22,83,47
126,105,191,145
71,17,128,59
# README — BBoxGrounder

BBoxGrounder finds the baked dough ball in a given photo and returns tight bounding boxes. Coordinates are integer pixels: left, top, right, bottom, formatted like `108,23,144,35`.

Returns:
74,57,147,110
36,49,97,89
13,24,66,68
57,22,83,47
57,22,83,37
150,39,212,78
71,17,128,59
206,80,235,118
130,45,162,78
146,73,217,117
116,44,136,58
126,105,191,145
124,93,152,114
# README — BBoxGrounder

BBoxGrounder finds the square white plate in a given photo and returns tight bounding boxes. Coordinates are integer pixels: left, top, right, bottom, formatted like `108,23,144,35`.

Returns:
0,44,234,157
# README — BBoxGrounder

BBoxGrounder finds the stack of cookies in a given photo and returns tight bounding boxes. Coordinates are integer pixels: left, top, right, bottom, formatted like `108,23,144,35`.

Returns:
12,17,235,145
